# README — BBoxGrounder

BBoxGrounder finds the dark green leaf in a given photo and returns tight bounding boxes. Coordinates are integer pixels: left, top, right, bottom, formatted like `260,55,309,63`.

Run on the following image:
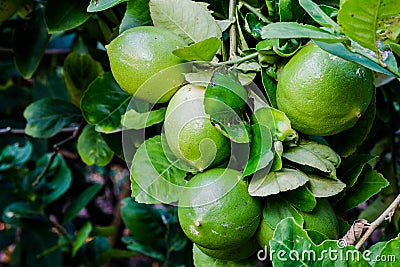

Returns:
96,249,138,266
260,22,344,41
281,186,317,212
263,196,303,229
172,37,221,61
358,195,394,222
334,167,389,213
45,0,91,33
0,228,15,250
73,221,93,256
243,123,274,176
371,234,400,266
270,217,369,266
279,0,304,22
23,98,81,138
248,168,309,197
0,142,32,170
337,154,376,187
37,154,73,205
77,125,114,166
120,0,151,33
150,0,221,44
1,202,40,227
299,0,339,33
81,72,131,133
63,183,103,224
307,173,346,197
131,135,188,204
261,67,278,107
63,52,103,107
120,198,165,244
283,139,341,179
121,107,166,130
127,242,165,261
13,8,50,78
87,0,128,12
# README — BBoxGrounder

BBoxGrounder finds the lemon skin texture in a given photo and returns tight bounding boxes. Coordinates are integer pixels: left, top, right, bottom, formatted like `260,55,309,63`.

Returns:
106,26,187,103
164,84,230,171
0,0,23,22
178,168,262,250
196,237,260,261
276,43,374,136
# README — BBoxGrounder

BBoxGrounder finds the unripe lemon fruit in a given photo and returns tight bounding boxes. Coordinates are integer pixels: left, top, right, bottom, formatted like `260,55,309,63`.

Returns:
178,168,261,250
106,26,187,103
164,84,230,171
276,43,374,136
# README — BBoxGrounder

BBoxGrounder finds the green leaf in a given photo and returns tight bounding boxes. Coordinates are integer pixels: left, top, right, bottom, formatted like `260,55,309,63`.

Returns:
121,107,166,130
358,195,394,222
45,0,91,33
270,217,370,266
281,186,317,212
326,91,376,157
73,221,93,257
150,0,222,44
63,52,103,107
2,202,40,227
260,22,344,42
253,107,292,141
120,0,152,33
263,196,304,229
337,0,400,54
314,40,395,76
77,125,114,166
334,167,389,213
87,0,127,12
192,244,257,267
81,72,131,133
243,123,274,177
96,249,138,266
261,67,278,108
172,37,221,61
24,98,81,138
127,242,165,261
63,183,103,224
120,198,165,244
307,173,346,197
131,135,188,204
283,139,341,179
13,7,50,79
248,168,309,197
0,142,33,170
371,234,400,266
337,154,376,187
36,154,73,205
299,0,339,33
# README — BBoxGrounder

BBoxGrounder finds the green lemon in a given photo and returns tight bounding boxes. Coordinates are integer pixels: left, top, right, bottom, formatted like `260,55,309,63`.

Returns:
276,43,374,136
106,26,187,103
254,217,274,250
164,84,230,171
196,237,260,261
178,168,262,250
0,0,23,22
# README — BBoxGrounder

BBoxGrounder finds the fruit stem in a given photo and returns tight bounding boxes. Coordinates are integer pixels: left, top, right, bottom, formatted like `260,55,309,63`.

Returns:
228,0,237,60
355,193,400,249
214,52,258,66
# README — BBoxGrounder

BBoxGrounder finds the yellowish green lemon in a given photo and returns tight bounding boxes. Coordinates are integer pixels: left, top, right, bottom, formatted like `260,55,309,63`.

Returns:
164,84,230,171
178,168,261,250
106,26,187,103
276,43,374,136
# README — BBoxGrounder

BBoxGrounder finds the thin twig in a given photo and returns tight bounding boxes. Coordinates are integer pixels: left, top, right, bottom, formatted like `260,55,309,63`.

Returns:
228,0,237,60
214,52,258,66
0,126,78,135
32,124,83,187
240,0,272,24
355,193,400,249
